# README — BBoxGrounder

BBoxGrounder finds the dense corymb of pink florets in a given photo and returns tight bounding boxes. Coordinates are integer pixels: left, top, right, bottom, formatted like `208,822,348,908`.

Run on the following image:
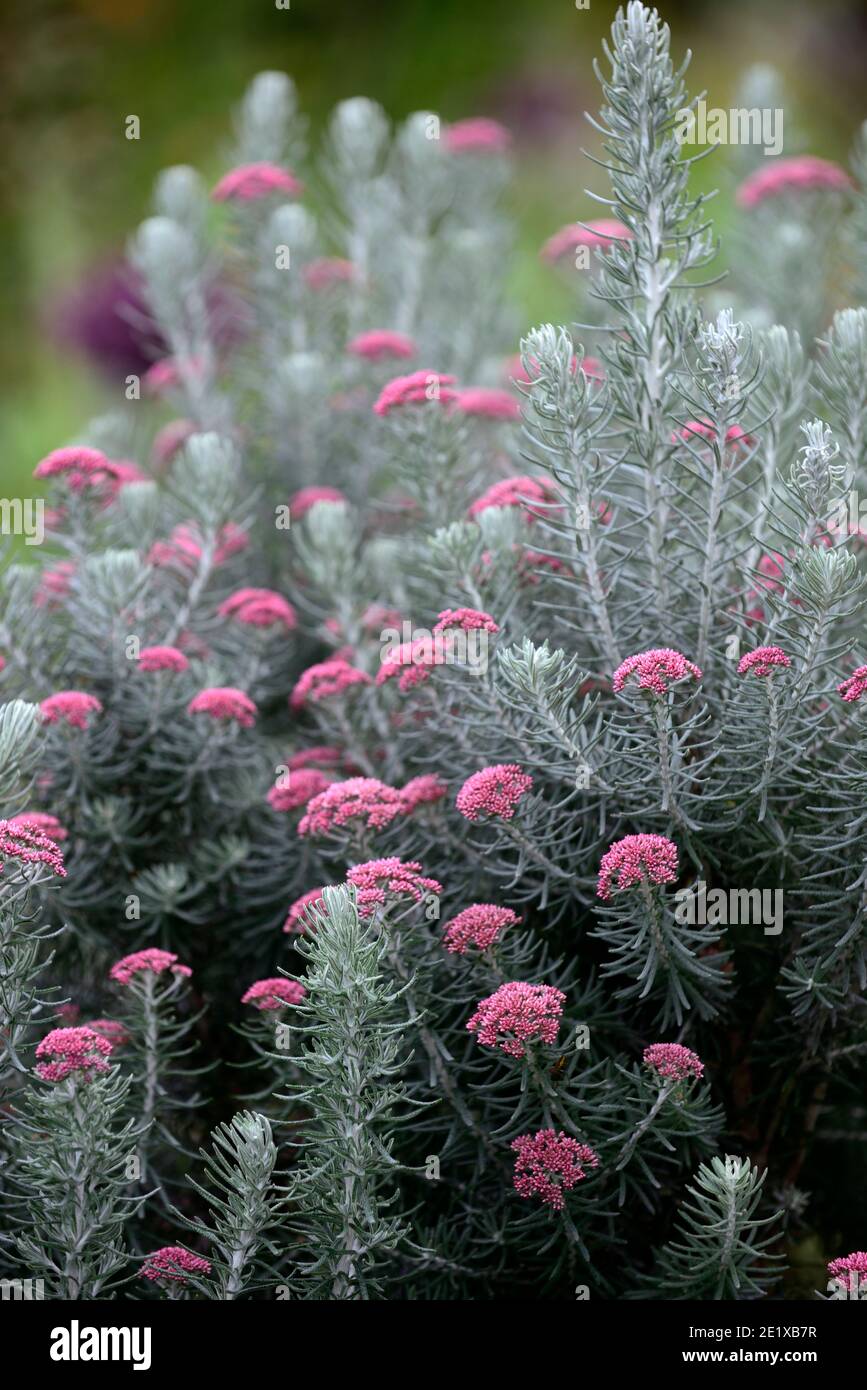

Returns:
433,607,500,635
838,666,867,704
347,858,442,918
40,691,103,730
375,635,451,692
288,485,347,520
467,982,565,1057
346,330,416,361
643,1043,704,1081
453,388,521,421
445,117,511,153
597,833,679,901
109,948,192,986
468,474,559,520
400,774,448,811
6,811,67,841
35,1026,113,1082
267,769,335,812
187,687,257,727
456,764,532,822
218,587,297,631
241,977,307,1010
827,1251,867,1293
541,218,632,263
290,658,372,710
738,646,791,678
0,819,67,877
212,161,302,201
612,648,702,697
443,904,521,954
33,446,139,500
511,1130,599,1209
283,887,328,933
298,778,407,838
141,1247,212,1284
138,645,190,673
736,155,852,209
373,370,458,416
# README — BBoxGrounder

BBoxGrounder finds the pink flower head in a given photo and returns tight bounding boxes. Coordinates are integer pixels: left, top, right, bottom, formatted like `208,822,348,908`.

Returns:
755,551,785,596
241,977,306,1010
674,420,754,450
35,560,76,608
138,645,190,673
443,904,521,954
109,948,192,986
0,818,66,877
400,774,448,811
375,635,451,692
283,887,327,933
738,646,791,678
827,1251,867,1295
467,981,565,1058
346,858,442,918
613,648,702,697
187,686,257,727
40,691,103,731
511,1130,599,1209
34,445,112,490
456,764,532,822
290,658,372,710
736,156,852,210
267,768,335,812
597,833,679,901
303,258,356,291
347,330,416,361
35,1026,112,1082
433,607,499,636
445,117,511,154
289,485,347,520
212,161,303,201
6,811,67,842
643,1042,704,1081
839,666,867,704
373,370,458,417
298,777,407,838
287,745,345,771
468,474,559,521
141,1247,212,1284
218,587,297,631
542,218,632,263
87,1019,129,1047
148,521,248,571
453,388,521,422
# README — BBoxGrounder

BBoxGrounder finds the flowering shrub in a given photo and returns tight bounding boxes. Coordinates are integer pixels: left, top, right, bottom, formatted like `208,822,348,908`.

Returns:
2,3,867,1303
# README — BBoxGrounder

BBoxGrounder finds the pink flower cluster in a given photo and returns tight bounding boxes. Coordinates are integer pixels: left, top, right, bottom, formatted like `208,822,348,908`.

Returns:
443,904,520,954
597,834,679,901
298,777,407,837
40,690,103,730
674,421,754,449
467,981,565,1057
643,1042,704,1081
433,607,499,635
187,687,257,727
109,949,192,986
376,636,450,692
542,217,632,263
289,486,347,519
454,388,521,421
212,161,302,201
141,1247,212,1284
511,1130,600,1209
218,588,297,631
827,1251,867,1294
373,371,458,416
241,977,306,1010
290,658,372,709
148,521,248,571
736,156,852,209
346,857,442,917
445,117,511,154
138,645,190,673
35,1026,113,1082
284,886,327,932
6,811,67,841
347,330,416,361
400,774,448,810
34,446,145,500
468,474,558,520
268,769,335,812
838,666,867,704
0,818,66,877
456,764,532,822
88,1019,129,1046
737,646,791,678
613,648,702,696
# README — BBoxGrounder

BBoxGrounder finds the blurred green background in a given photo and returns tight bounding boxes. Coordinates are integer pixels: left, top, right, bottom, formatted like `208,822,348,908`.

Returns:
2,0,866,489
